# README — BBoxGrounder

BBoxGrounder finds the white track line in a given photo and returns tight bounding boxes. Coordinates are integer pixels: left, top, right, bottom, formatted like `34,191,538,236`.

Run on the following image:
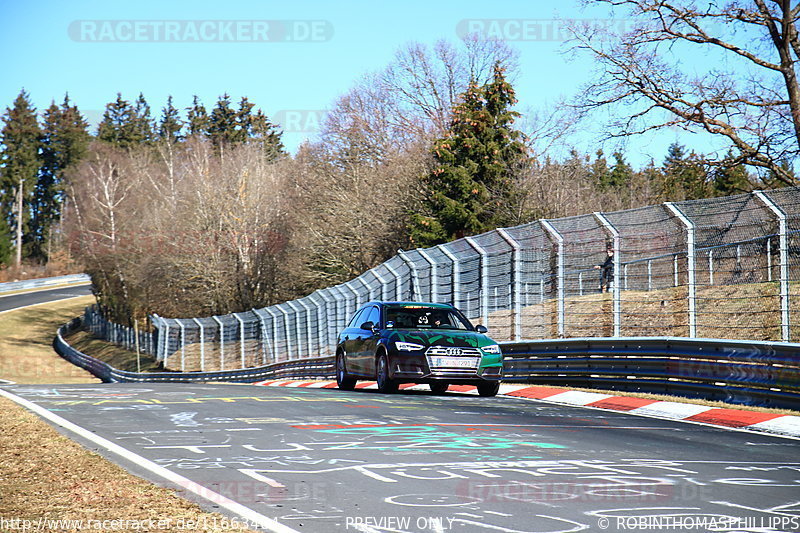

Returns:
0,387,300,533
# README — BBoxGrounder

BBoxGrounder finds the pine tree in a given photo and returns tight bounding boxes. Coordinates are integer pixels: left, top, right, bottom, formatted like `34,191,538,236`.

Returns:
0,90,43,265
607,151,633,189
590,149,610,189
35,95,90,259
250,109,285,160
131,93,155,145
0,214,12,266
158,95,183,143
410,63,528,247
209,93,239,151
661,143,708,201
711,152,752,196
97,93,136,148
186,96,209,137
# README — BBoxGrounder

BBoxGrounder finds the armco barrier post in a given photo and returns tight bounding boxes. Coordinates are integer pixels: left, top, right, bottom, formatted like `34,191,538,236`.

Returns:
665,202,697,338
594,212,621,337
417,248,438,303
541,219,565,337
465,237,490,328
438,244,460,308
754,191,790,341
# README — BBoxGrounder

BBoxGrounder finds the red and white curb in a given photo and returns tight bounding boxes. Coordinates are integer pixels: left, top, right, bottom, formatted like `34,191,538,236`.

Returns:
253,380,800,439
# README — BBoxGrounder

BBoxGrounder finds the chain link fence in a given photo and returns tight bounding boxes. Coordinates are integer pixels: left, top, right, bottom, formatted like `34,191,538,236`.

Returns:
86,188,800,372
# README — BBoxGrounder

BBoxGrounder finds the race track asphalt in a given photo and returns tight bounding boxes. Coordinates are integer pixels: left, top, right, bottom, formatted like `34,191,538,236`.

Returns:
3,382,799,532
0,284,93,313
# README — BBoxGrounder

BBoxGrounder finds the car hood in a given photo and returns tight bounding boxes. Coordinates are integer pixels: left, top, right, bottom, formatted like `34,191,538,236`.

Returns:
386,329,495,348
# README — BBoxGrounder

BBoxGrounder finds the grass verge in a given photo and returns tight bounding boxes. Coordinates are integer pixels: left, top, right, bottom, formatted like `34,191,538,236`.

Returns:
0,297,253,532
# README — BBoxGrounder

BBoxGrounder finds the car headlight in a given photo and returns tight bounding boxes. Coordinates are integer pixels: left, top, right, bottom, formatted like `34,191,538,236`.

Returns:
395,341,424,351
481,344,501,354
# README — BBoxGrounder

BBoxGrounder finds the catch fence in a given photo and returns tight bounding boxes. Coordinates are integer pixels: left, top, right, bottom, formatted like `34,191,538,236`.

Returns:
87,188,800,372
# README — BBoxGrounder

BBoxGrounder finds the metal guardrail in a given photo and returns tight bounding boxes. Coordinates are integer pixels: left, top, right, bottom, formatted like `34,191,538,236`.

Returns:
0,274,91,294
55,317,800,409
503,337,800,410
54,318,335,384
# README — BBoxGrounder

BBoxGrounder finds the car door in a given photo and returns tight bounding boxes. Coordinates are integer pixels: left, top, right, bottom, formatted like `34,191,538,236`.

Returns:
341,308,367,375
351,305,379,375
360,305,382,377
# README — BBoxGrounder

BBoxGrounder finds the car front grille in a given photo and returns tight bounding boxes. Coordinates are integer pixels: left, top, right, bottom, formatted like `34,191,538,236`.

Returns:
425,346,482,373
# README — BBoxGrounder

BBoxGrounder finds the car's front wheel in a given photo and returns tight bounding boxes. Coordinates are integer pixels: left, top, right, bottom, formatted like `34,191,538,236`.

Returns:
376,353,398,393
477,381,500,397
336,352,356,391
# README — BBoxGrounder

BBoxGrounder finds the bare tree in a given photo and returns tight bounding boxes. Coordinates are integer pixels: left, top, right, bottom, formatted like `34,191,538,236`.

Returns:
571,0,800,184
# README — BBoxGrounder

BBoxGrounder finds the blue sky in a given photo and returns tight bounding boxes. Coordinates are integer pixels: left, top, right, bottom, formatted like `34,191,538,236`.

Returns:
1,0,717,167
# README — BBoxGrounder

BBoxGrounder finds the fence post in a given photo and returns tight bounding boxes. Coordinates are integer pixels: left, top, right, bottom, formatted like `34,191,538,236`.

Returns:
398,250,421,301
277,305,293,360
383,262,403,301
594,212,621,337
317,289,335,351
438,244,460,308
754,191,790,342
344,281,361,309
298,299,315,357
285,302,303,359
358,277,374,302
332,285,351,332
212,316,225,370
253,309,271,365
191,318,204,371
541,220,565,337
465,236,490,328
371,268,390,302
417,249,438,303
265,307,280,362
665,202,697,338
232,313,246,368
496,228,522,341
176,319,186,371
308,293,325,356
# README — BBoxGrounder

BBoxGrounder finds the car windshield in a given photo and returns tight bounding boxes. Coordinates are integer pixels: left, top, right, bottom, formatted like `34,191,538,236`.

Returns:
384,306,471,330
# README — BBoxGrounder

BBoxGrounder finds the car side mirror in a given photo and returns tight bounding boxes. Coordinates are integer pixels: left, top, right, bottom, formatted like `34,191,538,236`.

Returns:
476,325,488,334
360,321,375,331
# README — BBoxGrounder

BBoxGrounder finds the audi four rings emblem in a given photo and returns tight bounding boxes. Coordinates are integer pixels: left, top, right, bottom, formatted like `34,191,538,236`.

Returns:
445,347,463,356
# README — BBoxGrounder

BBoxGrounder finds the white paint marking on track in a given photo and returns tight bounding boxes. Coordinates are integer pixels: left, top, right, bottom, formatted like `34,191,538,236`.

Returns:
545,390,613,405
0,387,300,533
630,401,713,420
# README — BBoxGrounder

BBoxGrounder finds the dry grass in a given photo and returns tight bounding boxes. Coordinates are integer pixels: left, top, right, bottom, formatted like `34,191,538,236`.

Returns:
67,329,163,373
0,297,254,532
0,296,98,384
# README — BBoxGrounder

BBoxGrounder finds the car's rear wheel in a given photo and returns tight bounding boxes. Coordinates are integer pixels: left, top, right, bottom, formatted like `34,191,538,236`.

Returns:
430,382,449,394
376,353,397,393
336,352,356,391
477,381,500,397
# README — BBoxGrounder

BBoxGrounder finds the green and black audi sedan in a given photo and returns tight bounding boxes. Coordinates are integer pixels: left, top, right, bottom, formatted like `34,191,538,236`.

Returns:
335,301,503,396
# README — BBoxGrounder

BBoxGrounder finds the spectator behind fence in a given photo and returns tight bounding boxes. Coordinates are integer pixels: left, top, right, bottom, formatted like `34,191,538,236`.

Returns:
594,247,614,293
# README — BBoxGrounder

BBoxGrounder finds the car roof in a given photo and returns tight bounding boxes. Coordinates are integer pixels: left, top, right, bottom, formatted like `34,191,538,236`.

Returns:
364,301,456,309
